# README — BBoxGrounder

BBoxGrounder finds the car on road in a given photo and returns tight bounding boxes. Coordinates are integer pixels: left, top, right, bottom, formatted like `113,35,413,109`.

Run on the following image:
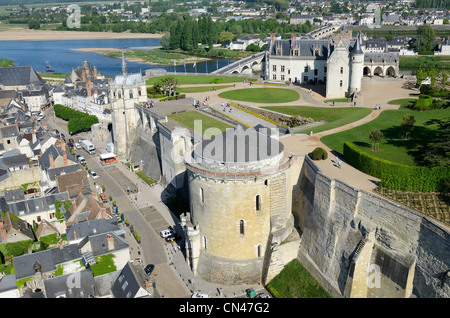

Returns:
256,292,272,298
69,138,74,144
160,226,176,238
246,288,257,298
74,142,81,149
191,293,210,298
77,156,86,164
144,264,155,276
90,171,99,179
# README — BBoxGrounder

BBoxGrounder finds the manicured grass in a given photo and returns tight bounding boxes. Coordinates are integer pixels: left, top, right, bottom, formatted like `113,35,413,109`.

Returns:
179,85,233,93
320,100,448,167
262,106,372,134
399,55,450,70
324,98,350,103
0,58,14,67
168,111,232,137
146,75,255,85
37,72,68,79
266,259,331,298
218,88,300,103
90,254,117,276
136,170,156,185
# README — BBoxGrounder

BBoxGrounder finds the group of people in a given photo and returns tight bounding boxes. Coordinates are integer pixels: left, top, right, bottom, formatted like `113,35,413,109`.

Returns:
222,102,233,113
335,156,342,169
141,101,155,109
375,104,382,110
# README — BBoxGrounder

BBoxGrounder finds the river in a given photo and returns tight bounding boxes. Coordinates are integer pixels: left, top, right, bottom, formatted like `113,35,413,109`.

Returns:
0,38,235,77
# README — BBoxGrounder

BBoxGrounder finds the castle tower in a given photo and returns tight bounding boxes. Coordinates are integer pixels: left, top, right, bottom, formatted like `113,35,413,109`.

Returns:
349,33,364,96
326,39,350,98
110,50,147,160
183,126,296,285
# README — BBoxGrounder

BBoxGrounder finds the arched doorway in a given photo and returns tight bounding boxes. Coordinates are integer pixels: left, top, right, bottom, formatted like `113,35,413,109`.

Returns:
386,66,395,77
363,66,371,76
373,66,383,77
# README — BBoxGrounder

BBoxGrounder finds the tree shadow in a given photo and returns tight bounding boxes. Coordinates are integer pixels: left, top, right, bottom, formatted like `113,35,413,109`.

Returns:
353,141,371,148
381,125,440,166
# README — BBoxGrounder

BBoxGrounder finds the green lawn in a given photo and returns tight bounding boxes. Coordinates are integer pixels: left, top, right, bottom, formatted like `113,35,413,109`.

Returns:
266,259,331,298
218,88,300,103
179,85,233,93
0,58,14,67
90,254,117,276
399,55,450,70
146,75,255,85
136,170,156,185
262,106,372,134
168,111,232,137
320,99,448,167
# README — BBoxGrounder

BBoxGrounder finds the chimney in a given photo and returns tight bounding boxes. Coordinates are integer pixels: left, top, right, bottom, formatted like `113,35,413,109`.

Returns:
73,230,77,239
291,33,296,47
107,234,115,251
271,33,275,45
78,86,82,92
87,89,92,97
145,279,153,289
82,71,86,82
88,80,92,89
86,68,90,77
49,152,55,168
94,66,97,78
32,130,37,143
63,149,68,166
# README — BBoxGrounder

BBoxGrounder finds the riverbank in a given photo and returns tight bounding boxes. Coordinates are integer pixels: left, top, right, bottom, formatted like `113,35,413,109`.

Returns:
0,29,163,41
72,47,211,66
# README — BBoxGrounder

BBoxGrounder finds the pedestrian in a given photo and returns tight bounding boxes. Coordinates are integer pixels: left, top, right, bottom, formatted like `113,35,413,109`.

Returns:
338,160,342,169
310,131,313,136
335,156,338,164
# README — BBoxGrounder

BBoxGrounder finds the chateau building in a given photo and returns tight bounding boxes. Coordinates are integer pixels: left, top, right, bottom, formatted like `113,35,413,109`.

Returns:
264,31,399,98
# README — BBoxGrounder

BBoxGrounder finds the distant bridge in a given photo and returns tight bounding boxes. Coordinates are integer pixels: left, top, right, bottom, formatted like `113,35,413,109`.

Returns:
211,51,265,75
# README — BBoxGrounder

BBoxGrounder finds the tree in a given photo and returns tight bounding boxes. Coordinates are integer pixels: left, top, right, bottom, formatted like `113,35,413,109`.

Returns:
160,33,170,50
416,24,436,53
417,118,450,167
401,114,416,140
440,70,449,89
219,31,234,46
28,19,40,30
369,129,384,150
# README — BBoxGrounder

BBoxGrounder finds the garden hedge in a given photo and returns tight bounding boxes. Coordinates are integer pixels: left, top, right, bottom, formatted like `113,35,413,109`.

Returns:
343,141,450,192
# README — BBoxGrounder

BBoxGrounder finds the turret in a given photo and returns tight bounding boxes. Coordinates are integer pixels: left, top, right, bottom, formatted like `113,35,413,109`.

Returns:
349,34,364,96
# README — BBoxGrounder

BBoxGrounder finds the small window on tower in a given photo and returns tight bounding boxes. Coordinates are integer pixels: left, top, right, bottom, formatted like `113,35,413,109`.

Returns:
256,195,261,211
240,220,245,236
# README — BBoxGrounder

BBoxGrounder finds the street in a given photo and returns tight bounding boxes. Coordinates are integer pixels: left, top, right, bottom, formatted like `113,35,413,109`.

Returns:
43,109,191,298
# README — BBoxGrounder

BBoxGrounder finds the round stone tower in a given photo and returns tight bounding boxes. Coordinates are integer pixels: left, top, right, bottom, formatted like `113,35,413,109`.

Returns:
182,126,295,285
349,33,364,96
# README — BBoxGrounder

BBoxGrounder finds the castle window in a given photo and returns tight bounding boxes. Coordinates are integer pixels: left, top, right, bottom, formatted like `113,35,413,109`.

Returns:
280,65,285,72
240,220,245,236
304,76,308,82
314,69,318,76
203,235,207,249
273,74,276,80
257,244,262,258
340,67,344,74
256,195,261,211
281,75,285,81
340,80,343,87
294,49,299,56
200,188,204,204
324,66,327,73
272,65,276,72
304,66,308,72
264,179,269,186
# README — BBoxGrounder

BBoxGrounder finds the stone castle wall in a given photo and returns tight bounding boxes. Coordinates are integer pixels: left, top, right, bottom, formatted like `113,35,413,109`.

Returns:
293,156,450,298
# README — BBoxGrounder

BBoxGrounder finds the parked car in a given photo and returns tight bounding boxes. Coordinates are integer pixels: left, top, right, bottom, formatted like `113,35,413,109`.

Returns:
160,226,176,238
256,292,272,298
144,264,155,276
246,288,257,298
191,293,210,298
74,142,81,149
69,138,74,143
90,171,99,179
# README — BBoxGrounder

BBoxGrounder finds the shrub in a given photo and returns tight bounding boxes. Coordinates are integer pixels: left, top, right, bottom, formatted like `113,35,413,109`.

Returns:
209,78,223,84
414,95,433,110
310,147,328,160
343,141,450,192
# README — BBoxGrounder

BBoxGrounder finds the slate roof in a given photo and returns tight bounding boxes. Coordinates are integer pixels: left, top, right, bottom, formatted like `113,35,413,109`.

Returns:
113,73,144,86
111,262,150,298
7,191,69,218
270,39,332,58
1,153,29,168
364,52,399,63
0,66,46,87
66,218,121,242
44,269,97,298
